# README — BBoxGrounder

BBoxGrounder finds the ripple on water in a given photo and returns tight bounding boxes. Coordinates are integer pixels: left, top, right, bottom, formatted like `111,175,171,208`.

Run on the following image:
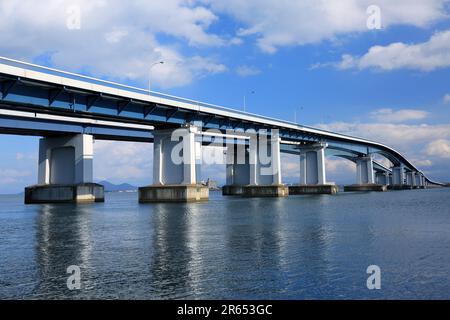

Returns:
0,188,450,299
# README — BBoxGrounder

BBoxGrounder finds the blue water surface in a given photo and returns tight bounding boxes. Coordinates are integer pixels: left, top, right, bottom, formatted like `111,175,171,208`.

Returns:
1,188,449,299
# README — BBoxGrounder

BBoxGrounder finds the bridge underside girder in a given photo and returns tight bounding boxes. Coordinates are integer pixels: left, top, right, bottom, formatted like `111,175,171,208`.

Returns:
0,73,297,136
0,72,406,167
24,133,105,204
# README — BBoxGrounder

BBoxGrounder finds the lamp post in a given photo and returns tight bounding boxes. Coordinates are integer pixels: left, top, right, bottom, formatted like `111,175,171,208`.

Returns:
243,90,255,112
149,61,164,94
294,106,303,124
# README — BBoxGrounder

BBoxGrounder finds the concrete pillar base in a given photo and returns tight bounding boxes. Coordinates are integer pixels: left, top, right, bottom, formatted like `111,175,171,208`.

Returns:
24,183,104,204
138,185,209,203
344,184,387,192
242,185,289,198
388,185,413,190
289,184,339,195
222,185,245,196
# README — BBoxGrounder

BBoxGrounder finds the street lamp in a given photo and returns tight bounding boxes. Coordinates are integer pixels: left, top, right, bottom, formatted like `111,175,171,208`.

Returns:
294,106,303,124
243,90,255,112
149,61,164,94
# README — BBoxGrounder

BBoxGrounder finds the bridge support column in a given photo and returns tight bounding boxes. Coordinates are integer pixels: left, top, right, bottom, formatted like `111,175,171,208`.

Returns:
289,142,338,195
139,126,208,202
423,177,429,189
375,172,390,185
422,174,427,189
407,171,424,189
345,156,387,192
222,141,250,196
406,171,417,189
389,165,411,190
415,173,420,188
25,134,104,204
243,131,288,197
223,131,287,197
356,156,375,185
415,173,425,189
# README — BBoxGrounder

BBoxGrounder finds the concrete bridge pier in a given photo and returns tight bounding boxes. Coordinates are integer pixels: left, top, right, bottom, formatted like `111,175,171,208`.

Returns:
244,132,288,197
423,176,429,188
407,171,425,189
375,172,390,186
139,126,208,203
406,171,417,189
420,174,427,189
345,156,387,192
223,132,288,197
222,141,250,196
289,142,338,195
25,134,104,204
418,173,426,189
415,173,425,189
389,165,410,190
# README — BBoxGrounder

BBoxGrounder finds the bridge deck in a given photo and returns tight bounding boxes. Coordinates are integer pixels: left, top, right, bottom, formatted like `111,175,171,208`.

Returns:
0,56,442,185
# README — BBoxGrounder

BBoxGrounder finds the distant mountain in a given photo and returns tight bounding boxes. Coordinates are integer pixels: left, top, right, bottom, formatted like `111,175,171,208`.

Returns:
97,181,137,192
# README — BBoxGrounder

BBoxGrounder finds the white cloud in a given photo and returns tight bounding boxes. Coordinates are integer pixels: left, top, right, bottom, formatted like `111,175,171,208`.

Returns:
208,0,449,53
2,0,448,86
281,153,299,175
104,29,129,44
0,0,227,88
317,122,450,148
0,168,32,184
0,169,31,178
372,154,394,168
444,94,450,103
337,30,450,71
94,140,152,183
426,139,450,158
15,152,36,161
201,163,226,183
414,159,433,167
229,37,243,46
236,65,261,77
316,121,450,178
370,108,429,123
326,157,356,174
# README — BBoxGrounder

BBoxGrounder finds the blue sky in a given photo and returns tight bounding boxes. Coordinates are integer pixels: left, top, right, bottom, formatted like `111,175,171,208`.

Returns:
1,0,450,193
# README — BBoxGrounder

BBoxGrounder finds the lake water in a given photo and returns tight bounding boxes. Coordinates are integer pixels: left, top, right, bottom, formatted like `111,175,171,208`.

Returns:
1,188,450,300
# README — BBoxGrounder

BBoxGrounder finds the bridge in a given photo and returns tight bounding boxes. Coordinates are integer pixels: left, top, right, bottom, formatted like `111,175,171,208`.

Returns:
0,56,442,203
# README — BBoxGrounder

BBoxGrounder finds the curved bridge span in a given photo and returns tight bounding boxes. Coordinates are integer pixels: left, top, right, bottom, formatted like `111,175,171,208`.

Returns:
0,57,443,203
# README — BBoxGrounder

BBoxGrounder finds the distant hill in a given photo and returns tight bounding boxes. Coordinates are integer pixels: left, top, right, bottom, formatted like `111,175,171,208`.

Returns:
97,181,137,192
